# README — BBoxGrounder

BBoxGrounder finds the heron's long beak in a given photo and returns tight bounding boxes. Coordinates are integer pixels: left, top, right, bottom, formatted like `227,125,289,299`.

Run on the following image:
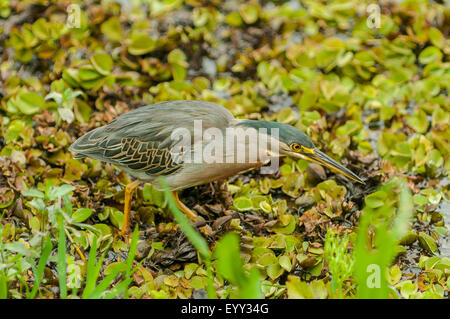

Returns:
296,149,365,184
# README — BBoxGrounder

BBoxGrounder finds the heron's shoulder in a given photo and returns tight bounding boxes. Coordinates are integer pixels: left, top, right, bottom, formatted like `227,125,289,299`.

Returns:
129,100,234,120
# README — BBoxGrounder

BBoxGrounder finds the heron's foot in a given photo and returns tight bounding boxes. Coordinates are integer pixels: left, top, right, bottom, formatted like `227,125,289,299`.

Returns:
118,229,130,242
120,179,141,241
172,191,213,236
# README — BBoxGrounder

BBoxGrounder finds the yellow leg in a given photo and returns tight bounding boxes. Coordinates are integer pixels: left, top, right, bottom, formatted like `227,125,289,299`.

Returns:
74,244,87,264
172,191,213,235
119,180,141,238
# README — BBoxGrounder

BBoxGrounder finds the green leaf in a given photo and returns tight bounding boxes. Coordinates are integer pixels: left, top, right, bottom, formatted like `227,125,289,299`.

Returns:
257,252,277,266
91,52,113,76
100,17,122,42
225,12,243,27
29,216,41,231
168,49,188,81
78,67,102,81
31,18,50,40
271,215,297,235
364,191,387,208
103,262,127,276
5,119,26,143
397,280,417,299
286,276,328,299
233,197,253,211
23,189,45,198
72,208,93,223
4,242,32,257
428,28,444,48
49,184,76,200
387,265,402,285
406,109,429,133
399,231,418,245
128,33,156,55
418,232,437,254
266,263,284,280
17,92,45,115
143,184,166,208
184,263,198,280
74,99,92,123
58,107,74,123
45,92,63,105
108,207,123,230
418,46,443,64
240,4,259,24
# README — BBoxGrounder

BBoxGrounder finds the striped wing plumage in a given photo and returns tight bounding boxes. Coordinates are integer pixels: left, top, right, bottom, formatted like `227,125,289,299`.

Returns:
104,137,182,175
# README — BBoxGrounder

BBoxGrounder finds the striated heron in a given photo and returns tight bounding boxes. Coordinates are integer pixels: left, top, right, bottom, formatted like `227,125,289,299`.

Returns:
70,100,364,237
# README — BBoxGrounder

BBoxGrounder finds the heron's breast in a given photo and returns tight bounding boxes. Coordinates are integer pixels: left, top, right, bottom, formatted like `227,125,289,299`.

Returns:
159,162,266,191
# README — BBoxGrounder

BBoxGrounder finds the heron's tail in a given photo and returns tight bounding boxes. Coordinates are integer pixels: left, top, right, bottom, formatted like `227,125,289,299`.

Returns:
69,126,106,159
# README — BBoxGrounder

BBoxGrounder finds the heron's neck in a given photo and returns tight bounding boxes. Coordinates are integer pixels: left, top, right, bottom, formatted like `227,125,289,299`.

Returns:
235,119,285,132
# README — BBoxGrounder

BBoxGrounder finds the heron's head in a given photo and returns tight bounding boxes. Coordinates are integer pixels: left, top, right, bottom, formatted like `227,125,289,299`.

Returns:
238,120,365,184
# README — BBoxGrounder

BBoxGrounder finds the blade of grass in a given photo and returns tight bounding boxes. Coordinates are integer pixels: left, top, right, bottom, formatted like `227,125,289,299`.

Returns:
214,233,246,285
239,268,262,299
158,177,216,298
0,273,7,299
158,177,211,259
57,214,67,299
354,178,412,298
204,259,217,299
125,226,139,277
392,184,413,239
0,218,6,299
122,226,139,299
102,278,133,299
214,233,262,298
17,276,30,297
82,234,126,299
86,265,124,299
29,236,53,298
82,236,107,298
82,236,98,298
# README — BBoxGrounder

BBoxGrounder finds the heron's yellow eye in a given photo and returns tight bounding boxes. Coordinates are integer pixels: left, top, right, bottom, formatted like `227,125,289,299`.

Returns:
290,143,301,152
